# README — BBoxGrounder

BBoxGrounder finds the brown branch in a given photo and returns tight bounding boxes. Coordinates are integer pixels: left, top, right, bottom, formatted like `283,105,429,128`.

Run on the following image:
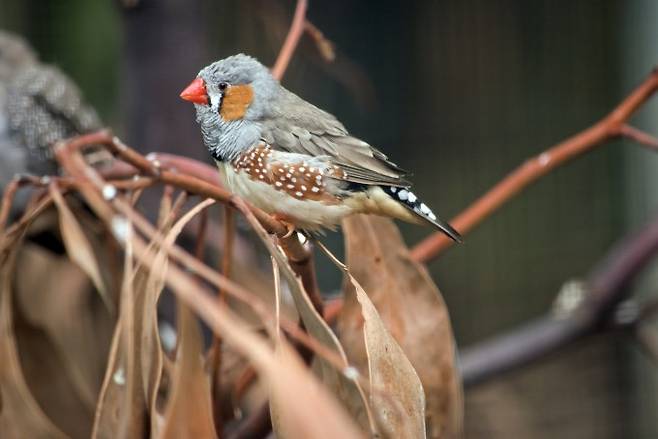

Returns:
304,20,335,62
271,0,308,80
60,131,293,242
460,211,658,386
52,137,345,371
0,177,27,232
146,152,222,186
619,124,658,150
411,68,658,263
277,236,323,315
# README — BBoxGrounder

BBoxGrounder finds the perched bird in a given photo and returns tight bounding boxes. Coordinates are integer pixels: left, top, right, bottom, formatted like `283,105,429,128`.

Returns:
181,54,460,241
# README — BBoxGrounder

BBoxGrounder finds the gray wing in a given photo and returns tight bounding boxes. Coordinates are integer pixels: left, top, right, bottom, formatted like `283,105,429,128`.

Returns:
260,87,410,187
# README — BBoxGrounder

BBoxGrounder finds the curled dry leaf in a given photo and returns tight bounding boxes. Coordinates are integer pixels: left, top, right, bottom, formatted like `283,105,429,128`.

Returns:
92,220,146,439
160,303,217,438
234,200,375,435
156,198,218,438
319,240,427,438
15,244,110,431
139,190,188,435
49,185,113,313
0,230,68,439
338,215,463,439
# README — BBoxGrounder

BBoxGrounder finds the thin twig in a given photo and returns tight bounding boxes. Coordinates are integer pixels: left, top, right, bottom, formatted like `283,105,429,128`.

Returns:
0,177,22,232
271,0,308,80
619,124,658,150
411,68,658,263
304,20,335,62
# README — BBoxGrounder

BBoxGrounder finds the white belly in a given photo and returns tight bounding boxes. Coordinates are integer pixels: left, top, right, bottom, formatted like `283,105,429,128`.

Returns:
219,162,355,230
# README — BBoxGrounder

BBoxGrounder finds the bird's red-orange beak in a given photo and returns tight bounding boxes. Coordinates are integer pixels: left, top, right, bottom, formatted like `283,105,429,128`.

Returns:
180,77,208,105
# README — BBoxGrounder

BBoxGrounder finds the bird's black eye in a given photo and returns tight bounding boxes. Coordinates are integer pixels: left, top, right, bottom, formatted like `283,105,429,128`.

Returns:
218,82,228,91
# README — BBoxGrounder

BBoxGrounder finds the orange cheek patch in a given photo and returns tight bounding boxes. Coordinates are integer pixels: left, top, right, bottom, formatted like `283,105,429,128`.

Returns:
219,84,254,121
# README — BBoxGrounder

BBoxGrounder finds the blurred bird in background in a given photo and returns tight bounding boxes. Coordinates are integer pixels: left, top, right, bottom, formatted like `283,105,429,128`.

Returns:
0,30,111,219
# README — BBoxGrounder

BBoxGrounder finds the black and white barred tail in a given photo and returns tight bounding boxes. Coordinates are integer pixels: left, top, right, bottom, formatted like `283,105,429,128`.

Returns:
383,186,462,242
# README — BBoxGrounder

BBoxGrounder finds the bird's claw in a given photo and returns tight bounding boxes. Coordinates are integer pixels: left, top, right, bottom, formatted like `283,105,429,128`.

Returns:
272,214,296,239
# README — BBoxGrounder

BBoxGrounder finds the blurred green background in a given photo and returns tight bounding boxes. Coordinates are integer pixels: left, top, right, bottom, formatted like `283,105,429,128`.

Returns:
2,0,657,437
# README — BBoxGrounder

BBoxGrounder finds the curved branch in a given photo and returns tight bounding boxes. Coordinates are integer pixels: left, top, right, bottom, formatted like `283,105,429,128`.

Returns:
411,68,658,263
271,0,308,80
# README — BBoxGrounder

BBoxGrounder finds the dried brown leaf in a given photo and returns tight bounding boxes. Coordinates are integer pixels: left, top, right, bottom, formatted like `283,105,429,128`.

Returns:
15,244,111,420
92,221,145,439
160,303,217,438
50,185,113,313
127,223,364,439
339,215,463,439
235,205,375,434
162,266,365,439
156,198,218,438
319,240,427,438
91,315,126,438
0,231,68,439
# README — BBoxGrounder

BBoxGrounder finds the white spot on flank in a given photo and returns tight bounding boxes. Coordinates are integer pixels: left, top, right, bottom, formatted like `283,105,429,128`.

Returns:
299,167,306,172
291,177,297,183
280,176,286,181
275,181,283,187
311,186,320,193
287,184,295,189
397,189,409,201
295,191,303,197
301,185,307,191
278,169,284,173
407,192,417,203
286,173,292,178
259,175,264,179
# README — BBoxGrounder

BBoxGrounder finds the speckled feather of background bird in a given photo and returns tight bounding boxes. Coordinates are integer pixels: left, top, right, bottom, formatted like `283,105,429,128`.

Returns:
0,30,112,216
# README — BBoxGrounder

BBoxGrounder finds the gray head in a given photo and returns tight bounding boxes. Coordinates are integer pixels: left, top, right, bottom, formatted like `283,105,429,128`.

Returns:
0,31,37,82
180,54,279,161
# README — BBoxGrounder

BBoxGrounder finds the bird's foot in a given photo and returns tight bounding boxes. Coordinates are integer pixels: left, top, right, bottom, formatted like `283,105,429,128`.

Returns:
271,213,297,239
